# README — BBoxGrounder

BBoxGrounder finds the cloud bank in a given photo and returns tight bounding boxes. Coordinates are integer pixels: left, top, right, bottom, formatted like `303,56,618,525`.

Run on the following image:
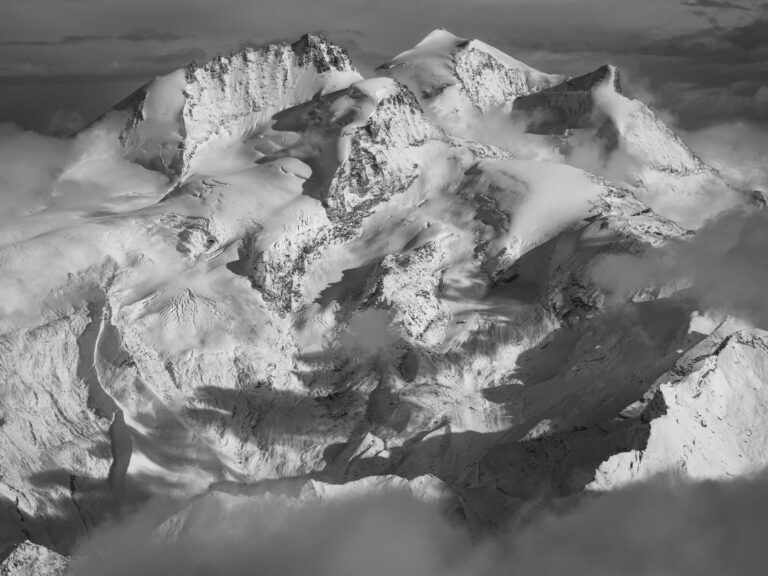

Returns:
594,205,768,329
684,121,768,192
2,0,765,132
68,473,768,576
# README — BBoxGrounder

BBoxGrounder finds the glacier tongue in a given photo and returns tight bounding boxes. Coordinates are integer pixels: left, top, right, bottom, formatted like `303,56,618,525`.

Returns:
0,28,764,560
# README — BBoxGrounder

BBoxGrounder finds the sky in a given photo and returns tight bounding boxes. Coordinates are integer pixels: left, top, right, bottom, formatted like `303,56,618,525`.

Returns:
0,0,766,133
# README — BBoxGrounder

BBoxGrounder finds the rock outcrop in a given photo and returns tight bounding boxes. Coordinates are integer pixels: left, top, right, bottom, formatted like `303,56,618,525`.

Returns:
0,541,69,576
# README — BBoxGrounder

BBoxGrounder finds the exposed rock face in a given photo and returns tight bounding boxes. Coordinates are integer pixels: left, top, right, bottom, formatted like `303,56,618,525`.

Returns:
513,64,707,174
0,28,760,560
543,187,688,323
513,64,622,134
0,308,113,551
290,34,355,74
452,41,564,111
265,78,448,223
115,34,362,179
323,81,444,222
0,541,69,576
592,328,768,489
361,241,449,348
246,76,508,313
246,210,330,312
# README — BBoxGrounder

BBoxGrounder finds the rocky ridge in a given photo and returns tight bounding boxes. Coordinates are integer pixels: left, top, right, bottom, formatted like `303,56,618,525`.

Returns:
118,34,362,179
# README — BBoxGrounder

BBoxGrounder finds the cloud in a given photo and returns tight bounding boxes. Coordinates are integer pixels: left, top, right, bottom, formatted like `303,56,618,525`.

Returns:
593,205,768,330
0,123,72,219
117,29,184,43
722,16,768,51
681,0,751,10
0,35,109,46
663,82,768,127
0,29,183,47
129,48,207,67
636,18,768,62
684,121,768,191
68,473,768,576
47,109,86,136
70,492,471,576
682,208,768,328
342,309,400,354
506,473,768,575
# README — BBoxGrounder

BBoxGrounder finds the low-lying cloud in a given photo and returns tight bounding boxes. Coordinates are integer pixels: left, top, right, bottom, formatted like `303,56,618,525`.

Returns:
594,205,768,329
684,121,768,192
0,123,73,220
68,473,768,576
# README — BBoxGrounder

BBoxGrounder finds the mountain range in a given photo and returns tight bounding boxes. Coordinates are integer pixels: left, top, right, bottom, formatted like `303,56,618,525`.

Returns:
0,29,766,574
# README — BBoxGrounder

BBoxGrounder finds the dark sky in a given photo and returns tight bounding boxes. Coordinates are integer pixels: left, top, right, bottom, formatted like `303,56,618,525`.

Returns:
1,0,766,134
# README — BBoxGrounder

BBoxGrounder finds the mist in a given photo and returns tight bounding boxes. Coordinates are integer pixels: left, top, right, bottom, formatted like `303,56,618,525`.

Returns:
0,123,72,221
593,202,768,329
68,473,768,576
0,120,170,327
588,96,768,328
684,121,768,193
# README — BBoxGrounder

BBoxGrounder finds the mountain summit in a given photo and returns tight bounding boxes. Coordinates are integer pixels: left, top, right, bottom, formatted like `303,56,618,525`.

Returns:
115,33,361,179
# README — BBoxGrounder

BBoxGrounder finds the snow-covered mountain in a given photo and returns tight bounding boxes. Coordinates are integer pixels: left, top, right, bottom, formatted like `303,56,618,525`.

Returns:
379,29,565,114
0,29,765,570
114,33,362,179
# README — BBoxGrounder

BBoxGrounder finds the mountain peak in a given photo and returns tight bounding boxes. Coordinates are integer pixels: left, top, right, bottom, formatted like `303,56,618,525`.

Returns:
570,64,622,93
103,33,362,179
414,28,466,48
290,32,356,73
380,31,564,113
512,64,624,135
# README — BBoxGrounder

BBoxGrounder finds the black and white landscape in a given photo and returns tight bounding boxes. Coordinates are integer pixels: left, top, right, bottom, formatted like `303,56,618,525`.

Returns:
1,1,767,574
